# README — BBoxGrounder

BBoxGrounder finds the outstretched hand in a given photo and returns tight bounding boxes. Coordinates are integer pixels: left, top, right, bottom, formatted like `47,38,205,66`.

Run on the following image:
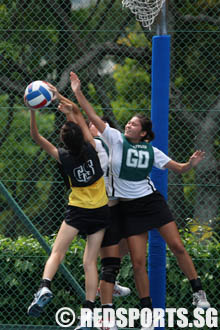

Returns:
24,95,34,112
46,82,59,101
24,95,29,108
189,150,205,167
70,71,81,94
58,100,73,115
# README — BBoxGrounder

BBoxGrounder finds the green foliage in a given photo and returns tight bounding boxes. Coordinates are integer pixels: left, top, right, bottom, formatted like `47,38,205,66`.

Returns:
186,216,220,242
0,234,86,325
0,107,55,180
114,58,150,101
0,105,65,236
166,229,220,330
0,231,220,325
117,23,152,48
0,230,219,325
111,58,151,125
0,0,219,327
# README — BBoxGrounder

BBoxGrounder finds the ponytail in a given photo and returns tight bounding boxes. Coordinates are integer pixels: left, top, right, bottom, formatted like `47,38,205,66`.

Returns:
135,114,155,142
60,121,86,158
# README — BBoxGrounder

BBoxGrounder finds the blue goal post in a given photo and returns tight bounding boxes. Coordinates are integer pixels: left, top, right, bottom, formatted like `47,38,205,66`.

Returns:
148,31,171,330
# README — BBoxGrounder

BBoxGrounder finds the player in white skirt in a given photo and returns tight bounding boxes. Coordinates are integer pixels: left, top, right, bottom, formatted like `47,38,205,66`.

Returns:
70,72,210,330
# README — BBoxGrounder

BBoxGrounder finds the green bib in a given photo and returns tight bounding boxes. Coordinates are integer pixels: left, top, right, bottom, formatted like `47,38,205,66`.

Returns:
119,134,154,181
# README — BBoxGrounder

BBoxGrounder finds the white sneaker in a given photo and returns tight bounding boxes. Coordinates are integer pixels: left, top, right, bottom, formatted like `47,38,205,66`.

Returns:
192,290,210,309
96,282,131,297
27,287,53,317
113,282,131,297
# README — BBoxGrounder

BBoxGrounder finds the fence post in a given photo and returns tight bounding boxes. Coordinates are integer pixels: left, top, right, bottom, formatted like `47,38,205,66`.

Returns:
0,180,85,300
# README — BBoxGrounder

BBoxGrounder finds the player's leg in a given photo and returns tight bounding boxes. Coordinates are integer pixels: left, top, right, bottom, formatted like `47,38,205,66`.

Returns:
75,228,106,330
158,221,210,309
98,244,121,330
127,232,154,330
83,228,106,302
118,238,129,259
99,244,121,305
95,203,123,330
98,203,130,299
28,221,79,317
127,232,151,301
109,238,131,297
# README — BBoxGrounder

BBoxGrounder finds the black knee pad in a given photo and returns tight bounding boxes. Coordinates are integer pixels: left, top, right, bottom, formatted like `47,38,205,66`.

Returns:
100,257,120,284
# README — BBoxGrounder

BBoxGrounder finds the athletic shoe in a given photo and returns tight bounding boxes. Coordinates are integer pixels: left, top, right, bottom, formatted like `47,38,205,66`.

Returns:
113,282,131,297
96,282,131,297
27,287,53,317
192,290,210,309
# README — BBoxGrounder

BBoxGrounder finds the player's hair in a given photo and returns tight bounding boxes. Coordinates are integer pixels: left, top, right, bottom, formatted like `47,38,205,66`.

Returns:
101,115,116,129
60,121,87,158
134,114,155,142
87,116,116,129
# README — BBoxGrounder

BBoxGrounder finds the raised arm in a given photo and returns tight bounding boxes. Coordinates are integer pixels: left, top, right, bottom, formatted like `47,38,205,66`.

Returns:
70,71,106,134
47,82,73,106
58,99,95,148
165,150,205,174
47,82,79,123
47,82,95,147
29,110,60,162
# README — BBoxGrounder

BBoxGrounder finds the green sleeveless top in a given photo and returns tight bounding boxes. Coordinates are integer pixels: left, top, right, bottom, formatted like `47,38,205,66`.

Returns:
119,134,154,181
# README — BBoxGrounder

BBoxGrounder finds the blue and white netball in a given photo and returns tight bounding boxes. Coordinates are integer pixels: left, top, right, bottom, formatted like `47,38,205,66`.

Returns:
24,80,53,109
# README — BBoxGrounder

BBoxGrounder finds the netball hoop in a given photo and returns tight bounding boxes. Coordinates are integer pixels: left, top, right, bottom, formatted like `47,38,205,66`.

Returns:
122,0,166,29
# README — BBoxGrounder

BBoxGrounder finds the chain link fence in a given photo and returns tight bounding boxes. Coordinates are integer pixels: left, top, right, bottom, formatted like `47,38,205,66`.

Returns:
0,0,219,328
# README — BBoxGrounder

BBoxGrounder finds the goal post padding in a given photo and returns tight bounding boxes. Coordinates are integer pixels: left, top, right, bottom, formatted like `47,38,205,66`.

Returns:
149,35,171,329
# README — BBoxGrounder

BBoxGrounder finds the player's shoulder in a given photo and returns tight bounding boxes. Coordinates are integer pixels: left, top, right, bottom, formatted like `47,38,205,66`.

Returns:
104,125,122,138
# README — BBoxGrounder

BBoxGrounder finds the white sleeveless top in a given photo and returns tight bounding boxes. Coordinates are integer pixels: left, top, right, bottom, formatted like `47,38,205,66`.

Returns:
101,125,171,199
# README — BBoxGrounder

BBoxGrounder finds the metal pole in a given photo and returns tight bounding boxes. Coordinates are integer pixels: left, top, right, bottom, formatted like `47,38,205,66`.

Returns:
156,2,167,35
0,180,85,300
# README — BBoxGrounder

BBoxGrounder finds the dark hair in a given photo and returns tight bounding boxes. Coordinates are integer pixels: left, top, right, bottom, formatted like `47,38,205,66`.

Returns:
134,114,155,142
87,116,116,129
101,115,116,129
60,121,86,157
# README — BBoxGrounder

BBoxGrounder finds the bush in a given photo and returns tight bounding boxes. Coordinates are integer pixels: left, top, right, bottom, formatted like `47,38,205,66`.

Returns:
0,230,219,326
166,229,220,310
0,234,86,325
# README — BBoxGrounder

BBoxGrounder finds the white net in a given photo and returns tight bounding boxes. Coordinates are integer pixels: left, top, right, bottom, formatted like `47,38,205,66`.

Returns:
122,0,166,29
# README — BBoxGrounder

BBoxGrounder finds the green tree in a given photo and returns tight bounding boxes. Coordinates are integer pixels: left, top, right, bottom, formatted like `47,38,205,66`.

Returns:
0,0,219,236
